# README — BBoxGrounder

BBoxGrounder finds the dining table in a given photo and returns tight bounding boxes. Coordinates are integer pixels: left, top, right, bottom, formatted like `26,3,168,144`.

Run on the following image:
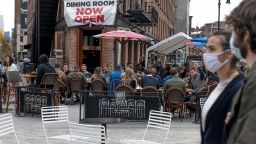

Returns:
21,73,36,84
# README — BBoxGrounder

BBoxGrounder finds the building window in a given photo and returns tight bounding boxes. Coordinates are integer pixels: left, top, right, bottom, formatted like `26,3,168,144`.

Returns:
25,18,28,25
83,30,101,46
20,36,23,42
20,46,24,51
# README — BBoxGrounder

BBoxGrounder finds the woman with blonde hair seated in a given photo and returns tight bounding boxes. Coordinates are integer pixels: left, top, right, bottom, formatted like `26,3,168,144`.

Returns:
121,68,137,89
91,67,106,83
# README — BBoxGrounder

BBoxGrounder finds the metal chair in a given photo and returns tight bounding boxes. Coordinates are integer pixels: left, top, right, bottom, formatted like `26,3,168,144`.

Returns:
5,71,23,113
0,113,20,144
91,79,106,96
40,73,61,106
200,97,207,110
141,86,159,97
39,73,59,89
70,122,106,144
67,78,84,104
41,106,105,144
164,88,185,120
120,110,172,144
41,106,71,144
116,84,135,96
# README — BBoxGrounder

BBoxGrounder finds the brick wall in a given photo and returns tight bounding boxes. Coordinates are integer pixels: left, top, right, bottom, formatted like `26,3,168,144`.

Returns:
65,27,79,68
102,27,114,71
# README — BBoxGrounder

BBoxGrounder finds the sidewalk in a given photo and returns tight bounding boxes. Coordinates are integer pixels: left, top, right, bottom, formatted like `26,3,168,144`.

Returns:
4,105,200,144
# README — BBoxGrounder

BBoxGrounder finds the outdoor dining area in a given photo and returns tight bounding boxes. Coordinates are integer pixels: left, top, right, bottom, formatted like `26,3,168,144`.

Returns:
0,30,215,143
0,62,216,143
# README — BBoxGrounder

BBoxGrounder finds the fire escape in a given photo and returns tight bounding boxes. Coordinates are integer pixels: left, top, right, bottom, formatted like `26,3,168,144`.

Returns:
127,1,158,25
32,0,59,64
118,0,159,42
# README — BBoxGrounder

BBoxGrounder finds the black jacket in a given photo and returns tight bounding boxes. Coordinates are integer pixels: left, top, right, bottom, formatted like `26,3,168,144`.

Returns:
36,54,55,85
200,73,244,144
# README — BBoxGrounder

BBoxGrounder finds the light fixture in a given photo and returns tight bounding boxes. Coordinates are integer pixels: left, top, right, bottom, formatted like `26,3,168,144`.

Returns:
226,0,231,4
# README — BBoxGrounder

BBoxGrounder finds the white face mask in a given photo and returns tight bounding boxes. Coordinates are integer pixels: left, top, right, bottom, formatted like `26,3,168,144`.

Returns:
230,32,243,59
203,51,229,73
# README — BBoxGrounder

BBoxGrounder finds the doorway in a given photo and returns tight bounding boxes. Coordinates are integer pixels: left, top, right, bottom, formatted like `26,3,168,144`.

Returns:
83,50,101,73
81,29,102,73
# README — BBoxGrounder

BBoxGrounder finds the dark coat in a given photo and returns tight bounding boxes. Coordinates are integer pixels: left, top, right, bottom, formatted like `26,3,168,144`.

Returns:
227,63,256,144
141,75,160,88
36,54,55,85
201,73,244,144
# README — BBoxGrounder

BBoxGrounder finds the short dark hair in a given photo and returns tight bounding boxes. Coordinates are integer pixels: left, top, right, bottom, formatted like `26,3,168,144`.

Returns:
63,63,69,67
144,68,151,75
209,31,231,51
226,0,256,52
81,64,87,67
189,66,196,71
55,64,61,68
170,68,178,76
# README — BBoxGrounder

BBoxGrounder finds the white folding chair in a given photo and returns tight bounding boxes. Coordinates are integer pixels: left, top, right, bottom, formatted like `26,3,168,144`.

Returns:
200,97,207,110
70,122,106,144
0,113,20,144
120,110,172,144
42,106,104,144
41,106,71,144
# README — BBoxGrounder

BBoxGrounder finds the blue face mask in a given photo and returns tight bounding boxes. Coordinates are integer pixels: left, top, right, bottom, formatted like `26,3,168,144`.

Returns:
230,32,243,59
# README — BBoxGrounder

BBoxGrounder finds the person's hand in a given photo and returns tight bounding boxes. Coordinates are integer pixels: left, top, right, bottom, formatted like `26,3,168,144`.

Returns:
194,63,199,68
187,88,193,93
225,112,232,124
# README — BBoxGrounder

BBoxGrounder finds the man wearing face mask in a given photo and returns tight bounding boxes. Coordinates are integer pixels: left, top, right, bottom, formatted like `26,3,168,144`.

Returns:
225,1,256,143
201,31,244,144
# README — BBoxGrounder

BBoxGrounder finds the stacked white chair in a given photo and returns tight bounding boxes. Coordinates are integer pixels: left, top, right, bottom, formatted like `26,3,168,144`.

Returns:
120,110,172,144
70,122,106,144
0,113,20,144
41,106,71,144
41,106,106,144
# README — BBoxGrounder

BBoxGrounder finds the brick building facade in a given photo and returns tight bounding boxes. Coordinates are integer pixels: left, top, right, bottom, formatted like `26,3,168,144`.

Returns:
27,0,176,72
14,0,28,61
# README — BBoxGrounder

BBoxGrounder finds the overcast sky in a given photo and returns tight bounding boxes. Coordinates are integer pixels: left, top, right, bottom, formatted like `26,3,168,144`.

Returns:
0,0,243,32
190,0,243,28
0,0,14,32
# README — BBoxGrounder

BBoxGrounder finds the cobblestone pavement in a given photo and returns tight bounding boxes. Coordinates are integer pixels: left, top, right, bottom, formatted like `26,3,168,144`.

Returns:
2,105,200,144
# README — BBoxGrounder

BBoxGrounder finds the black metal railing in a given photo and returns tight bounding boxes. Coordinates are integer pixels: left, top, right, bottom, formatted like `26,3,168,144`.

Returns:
116,1,158,24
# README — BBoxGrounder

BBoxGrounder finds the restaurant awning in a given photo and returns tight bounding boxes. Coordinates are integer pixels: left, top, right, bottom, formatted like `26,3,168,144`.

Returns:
145,32,192,67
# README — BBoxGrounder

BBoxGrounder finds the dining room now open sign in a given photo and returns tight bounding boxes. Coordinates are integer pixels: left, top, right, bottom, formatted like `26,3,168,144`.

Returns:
64,0,117,27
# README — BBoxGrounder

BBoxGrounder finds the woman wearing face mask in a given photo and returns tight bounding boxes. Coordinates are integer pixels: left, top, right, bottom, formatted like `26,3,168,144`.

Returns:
201,31,244,144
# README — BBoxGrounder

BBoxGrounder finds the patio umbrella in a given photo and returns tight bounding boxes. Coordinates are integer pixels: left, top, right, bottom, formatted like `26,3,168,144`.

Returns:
93,30,150,41
93,30,151,66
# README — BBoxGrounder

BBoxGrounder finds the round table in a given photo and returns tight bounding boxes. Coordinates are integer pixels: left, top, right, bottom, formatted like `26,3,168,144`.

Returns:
21,74,36,84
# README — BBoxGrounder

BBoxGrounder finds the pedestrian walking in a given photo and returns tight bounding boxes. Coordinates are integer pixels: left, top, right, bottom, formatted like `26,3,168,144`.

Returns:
225,0,256,143
201,31,244,144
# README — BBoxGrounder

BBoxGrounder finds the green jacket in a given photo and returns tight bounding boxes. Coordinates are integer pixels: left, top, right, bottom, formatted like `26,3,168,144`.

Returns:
163,76,186,92
227,63,256,144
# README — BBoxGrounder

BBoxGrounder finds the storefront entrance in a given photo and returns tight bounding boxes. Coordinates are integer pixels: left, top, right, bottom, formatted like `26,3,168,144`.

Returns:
83,50,101,73
81,29,102,73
